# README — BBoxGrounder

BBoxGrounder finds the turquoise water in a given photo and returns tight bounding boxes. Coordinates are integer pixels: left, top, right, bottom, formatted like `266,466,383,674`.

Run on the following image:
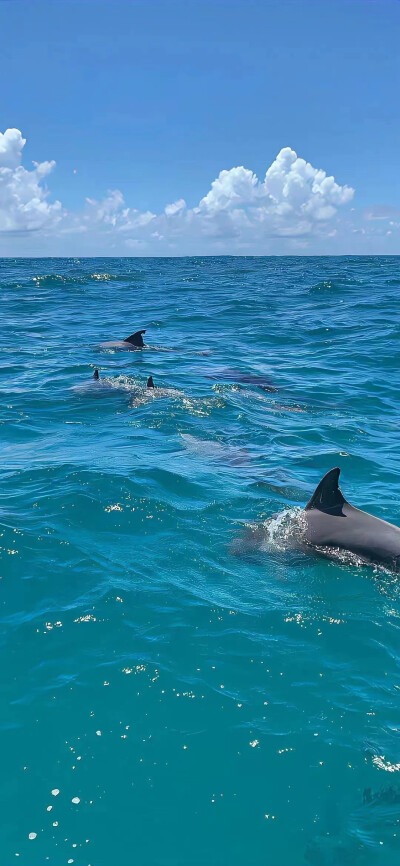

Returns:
1,256,400,866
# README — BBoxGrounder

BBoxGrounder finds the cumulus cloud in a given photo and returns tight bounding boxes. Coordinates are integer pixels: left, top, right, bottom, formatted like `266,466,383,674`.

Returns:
198,167,258,213
194,148,354,239
0,128,62,232
0,128,26,168
0,128,358,252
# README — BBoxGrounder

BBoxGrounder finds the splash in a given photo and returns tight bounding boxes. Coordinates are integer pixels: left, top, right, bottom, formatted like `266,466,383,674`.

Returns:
232,507,307,559
261,506,307,551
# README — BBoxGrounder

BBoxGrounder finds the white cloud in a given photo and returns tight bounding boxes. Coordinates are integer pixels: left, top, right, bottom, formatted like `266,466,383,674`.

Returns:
193,147,354,239
198,168,259,213
85,190,156,231
119,209,156,232
165,198,186,216
0,128,364,252
0,128,62,232
85,189,125,225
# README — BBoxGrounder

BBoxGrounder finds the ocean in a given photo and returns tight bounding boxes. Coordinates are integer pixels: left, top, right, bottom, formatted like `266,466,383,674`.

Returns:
1,255,400,866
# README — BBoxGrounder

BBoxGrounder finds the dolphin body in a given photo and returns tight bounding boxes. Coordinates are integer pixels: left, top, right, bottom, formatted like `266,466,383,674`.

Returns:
71,368,116,394
181,433,250,466
100,329,147,350
304,467,400,570
305,785,400,865
205,368,277,392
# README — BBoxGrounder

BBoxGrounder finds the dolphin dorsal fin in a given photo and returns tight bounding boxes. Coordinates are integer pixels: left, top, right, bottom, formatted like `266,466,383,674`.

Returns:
124,329,146,347
305,468,346,513
147,376,155,388
93,369,99,380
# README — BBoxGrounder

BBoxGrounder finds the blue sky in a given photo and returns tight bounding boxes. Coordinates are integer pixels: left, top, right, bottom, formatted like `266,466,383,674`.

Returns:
0,0,399,255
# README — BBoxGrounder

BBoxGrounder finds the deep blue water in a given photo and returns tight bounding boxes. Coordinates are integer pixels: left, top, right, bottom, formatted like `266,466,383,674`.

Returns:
1,256,400,866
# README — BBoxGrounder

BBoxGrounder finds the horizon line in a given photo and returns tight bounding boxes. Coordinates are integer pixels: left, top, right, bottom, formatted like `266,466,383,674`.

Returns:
1,253,400,260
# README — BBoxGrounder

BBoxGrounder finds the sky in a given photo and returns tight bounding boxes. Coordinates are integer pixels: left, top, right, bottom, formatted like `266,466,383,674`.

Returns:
0,0,399,256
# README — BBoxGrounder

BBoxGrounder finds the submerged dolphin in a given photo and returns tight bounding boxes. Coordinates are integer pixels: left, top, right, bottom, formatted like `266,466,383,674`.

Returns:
206,368,277,392
100,329,147,350
71,368,116,394
304,467,400,569
305,784,400,865
181,434,250,466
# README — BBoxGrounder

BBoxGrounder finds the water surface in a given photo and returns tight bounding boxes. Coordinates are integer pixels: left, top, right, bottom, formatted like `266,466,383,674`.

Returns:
1,256,400,865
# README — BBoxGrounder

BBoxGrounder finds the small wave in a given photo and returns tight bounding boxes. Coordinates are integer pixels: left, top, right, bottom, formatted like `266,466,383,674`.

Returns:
32,274,69,286
309,543,368,569
104,374,147,393
307,279,334,292
372,755,400,773
129,386,184,407
31,271,137,288
308,542,397,575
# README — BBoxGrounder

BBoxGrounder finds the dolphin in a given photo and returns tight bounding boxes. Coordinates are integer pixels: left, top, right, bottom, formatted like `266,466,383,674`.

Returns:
71,368,116,394
181,433,250,466
100,329,147,350
304,467,400,570
72,369,154,396
205,368,277,392
305,784,400,865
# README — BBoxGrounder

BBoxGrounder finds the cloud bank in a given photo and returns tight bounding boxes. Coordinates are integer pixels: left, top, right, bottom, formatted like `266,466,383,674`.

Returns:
1,125,392,254
80,147,354,252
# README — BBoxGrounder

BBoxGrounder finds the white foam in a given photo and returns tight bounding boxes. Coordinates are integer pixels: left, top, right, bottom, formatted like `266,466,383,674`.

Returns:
259,507,307,551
